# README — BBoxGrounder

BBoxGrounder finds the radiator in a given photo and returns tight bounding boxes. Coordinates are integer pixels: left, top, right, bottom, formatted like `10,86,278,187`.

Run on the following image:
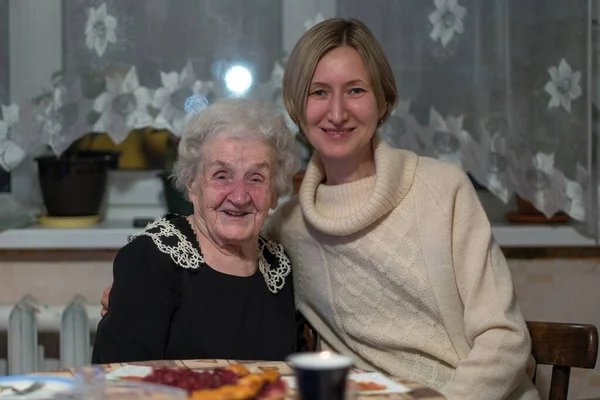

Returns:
0,295,102,376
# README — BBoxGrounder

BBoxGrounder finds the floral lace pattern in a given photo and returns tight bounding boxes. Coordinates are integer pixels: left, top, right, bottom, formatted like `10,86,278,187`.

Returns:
2,0,596,235
129,217,291,294
258,236,292,294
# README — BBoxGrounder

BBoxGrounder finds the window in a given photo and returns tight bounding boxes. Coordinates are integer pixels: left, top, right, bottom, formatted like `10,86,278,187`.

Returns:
8,0,336,218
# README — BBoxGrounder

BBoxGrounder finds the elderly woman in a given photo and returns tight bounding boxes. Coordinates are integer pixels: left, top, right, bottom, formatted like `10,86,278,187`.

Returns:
91,98,300,363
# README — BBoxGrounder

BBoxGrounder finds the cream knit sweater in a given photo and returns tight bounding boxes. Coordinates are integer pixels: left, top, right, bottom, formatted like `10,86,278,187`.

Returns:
268,139,539,400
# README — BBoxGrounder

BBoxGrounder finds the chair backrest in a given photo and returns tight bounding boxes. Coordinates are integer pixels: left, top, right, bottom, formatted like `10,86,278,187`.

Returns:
527,321,598,400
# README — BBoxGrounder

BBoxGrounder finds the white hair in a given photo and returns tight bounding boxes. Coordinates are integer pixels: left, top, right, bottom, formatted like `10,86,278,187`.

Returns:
172,98,300,199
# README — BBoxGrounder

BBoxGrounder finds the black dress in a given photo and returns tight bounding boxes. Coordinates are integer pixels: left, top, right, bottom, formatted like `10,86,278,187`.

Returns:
92,214,299,363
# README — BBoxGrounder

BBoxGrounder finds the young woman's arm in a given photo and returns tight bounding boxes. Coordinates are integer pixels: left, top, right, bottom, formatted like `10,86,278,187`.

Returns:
441,172,538,400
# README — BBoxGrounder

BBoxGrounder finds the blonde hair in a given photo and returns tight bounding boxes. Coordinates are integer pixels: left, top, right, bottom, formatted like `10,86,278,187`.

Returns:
282,18,398,133
173,98,300,199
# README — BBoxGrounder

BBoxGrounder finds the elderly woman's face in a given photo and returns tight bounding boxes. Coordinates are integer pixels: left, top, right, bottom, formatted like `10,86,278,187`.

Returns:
189,135,277,245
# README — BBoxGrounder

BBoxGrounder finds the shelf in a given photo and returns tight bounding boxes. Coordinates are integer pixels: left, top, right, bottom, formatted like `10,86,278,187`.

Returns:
0,220,596,250
0,220,138,250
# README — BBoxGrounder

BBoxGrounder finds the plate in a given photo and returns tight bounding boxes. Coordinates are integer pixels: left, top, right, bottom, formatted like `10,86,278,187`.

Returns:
104,366,153,381
0,376,74,399
282,372,410,395
347,372,410,394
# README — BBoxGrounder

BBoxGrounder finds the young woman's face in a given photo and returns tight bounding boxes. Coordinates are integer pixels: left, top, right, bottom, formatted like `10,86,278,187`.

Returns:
304,46,382,166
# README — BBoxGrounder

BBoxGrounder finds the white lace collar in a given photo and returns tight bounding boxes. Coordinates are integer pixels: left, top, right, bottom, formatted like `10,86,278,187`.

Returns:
129,216,291,294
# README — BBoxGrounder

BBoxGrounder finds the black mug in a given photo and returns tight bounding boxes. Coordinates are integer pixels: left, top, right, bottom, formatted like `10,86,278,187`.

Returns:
287,352,353,400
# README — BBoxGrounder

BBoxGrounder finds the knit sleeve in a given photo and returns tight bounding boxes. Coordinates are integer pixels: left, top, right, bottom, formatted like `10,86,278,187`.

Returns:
441,174,539,400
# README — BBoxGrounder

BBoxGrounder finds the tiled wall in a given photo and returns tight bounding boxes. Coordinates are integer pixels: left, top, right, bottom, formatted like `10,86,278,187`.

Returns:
0,251,114,305
0,252,599,399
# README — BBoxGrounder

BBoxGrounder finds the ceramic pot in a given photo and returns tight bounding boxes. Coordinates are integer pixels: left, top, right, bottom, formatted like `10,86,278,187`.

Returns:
35,151,118,217
159,171,194,216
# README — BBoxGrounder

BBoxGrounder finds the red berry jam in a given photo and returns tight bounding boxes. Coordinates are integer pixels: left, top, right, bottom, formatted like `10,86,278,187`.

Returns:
142,368,239,393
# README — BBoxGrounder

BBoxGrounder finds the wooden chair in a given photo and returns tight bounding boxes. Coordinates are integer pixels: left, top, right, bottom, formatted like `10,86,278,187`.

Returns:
303,322,318,352
527,321,598,400
297,311,319,352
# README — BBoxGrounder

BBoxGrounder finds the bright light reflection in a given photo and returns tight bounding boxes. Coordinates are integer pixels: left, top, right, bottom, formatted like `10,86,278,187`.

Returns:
224,65,253,94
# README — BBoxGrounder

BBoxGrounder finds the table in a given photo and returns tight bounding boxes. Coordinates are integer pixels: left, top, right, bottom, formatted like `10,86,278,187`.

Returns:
37,359,446,399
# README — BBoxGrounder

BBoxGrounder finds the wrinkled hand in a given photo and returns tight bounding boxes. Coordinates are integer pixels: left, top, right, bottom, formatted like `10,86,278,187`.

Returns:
100,285,112,317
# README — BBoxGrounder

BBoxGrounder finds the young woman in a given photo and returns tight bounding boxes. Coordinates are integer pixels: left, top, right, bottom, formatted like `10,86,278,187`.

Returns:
268,18,539,400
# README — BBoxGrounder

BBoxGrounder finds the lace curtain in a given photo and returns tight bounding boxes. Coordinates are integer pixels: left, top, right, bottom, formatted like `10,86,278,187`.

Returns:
341,0,595,235
0,0,10,191
0,0,598,236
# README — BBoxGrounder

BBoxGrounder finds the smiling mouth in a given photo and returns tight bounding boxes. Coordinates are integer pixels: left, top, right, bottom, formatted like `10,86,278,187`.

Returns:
322,128,354,136
222,210,250,217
